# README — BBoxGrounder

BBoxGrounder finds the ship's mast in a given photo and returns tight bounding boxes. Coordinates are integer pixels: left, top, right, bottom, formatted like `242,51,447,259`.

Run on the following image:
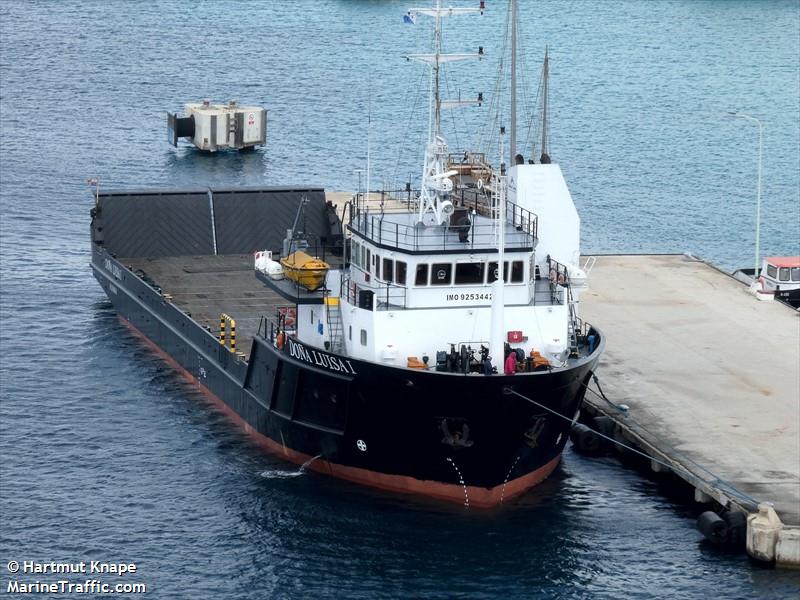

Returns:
540,46,550,163
433,0,443,140
406,2,484,226
509,0,517,161
489,128,507,371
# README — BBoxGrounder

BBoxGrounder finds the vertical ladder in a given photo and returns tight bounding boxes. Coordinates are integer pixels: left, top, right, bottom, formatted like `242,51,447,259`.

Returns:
325,295,344,353
566,286,579,357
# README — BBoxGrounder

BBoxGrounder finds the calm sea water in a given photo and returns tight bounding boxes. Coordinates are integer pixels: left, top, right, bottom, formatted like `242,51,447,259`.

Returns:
1,1,799,598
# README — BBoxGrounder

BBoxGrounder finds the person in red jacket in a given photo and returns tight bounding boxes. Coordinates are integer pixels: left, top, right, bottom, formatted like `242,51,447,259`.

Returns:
504,350,517,375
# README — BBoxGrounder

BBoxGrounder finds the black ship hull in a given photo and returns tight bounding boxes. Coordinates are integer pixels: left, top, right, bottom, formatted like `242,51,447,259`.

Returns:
91,244,603,507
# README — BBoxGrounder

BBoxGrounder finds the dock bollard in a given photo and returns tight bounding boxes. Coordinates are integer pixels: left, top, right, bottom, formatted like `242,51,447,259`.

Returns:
747,502,784,562
219,314,226,345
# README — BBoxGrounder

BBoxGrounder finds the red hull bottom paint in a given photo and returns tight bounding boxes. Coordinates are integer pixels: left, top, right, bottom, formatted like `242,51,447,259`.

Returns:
119,316,561,508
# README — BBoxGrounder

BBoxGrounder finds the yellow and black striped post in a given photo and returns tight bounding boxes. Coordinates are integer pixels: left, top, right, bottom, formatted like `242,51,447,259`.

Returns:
219,313,236,353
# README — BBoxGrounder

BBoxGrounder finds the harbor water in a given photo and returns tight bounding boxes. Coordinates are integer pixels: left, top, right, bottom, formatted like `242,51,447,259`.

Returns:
1,1,799,597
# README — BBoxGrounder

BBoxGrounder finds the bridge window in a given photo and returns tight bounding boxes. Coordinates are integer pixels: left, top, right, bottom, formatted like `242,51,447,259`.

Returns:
396,261,407,285
374,254,381,278
487,260,524,283
455,262,484,284
487,261,508,283
431,263,452,285
792,267,800,282
779,267,790,281
366,249,371,273
767,264,777,278
361,329,367,345
511,260,524,283
415,264,429,286
383,258,394,283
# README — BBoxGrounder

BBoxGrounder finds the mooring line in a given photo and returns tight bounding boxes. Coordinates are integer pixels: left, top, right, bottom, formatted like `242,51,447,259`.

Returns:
505,387,760,509
580,375,629,413
581,376,762,508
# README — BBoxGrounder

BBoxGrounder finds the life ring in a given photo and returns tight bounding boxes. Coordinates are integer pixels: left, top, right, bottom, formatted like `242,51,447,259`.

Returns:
276,331,285,350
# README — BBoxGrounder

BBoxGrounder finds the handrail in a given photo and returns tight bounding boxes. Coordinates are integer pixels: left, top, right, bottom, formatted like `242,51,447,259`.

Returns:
506,200,538,240
340,271,407,310
546,255,570,305
351,202,536,252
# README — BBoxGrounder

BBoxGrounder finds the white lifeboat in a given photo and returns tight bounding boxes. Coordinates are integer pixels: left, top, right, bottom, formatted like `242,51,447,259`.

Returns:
254,250,285,280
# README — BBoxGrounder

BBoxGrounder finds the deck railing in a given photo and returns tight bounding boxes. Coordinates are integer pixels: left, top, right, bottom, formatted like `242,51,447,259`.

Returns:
350,199,536,252
340,271,408,310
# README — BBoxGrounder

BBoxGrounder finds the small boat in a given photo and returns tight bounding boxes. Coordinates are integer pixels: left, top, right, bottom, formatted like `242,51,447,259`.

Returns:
733,256,800,308
280,250,330,291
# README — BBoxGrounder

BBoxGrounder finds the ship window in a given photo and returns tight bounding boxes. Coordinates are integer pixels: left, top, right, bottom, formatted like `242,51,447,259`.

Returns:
383,258,394,283
374,254,381,279
792,267,800,282
360,329,367,345
349,325,352,341
366,249,371,272
455,262,484,284
487,261,509,283
511,261,524,283
415,263,429,286
431,263,452,285
310,310,314,324
351,242,359,267
779,267,790,281
396,261,407,285
767,264,777,278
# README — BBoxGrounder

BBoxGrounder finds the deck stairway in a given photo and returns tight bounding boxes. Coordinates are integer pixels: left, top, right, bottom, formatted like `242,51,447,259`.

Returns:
567,286,579,357
325,295,344,353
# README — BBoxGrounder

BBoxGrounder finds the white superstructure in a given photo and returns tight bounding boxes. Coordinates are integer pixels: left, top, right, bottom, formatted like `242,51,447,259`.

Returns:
293,0,591,372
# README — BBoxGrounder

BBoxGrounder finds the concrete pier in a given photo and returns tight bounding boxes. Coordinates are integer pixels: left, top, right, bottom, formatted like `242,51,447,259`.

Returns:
579,254,799,565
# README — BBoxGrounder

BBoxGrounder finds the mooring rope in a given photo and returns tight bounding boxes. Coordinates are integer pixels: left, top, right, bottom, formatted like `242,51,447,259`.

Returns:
581,376,761,508
505,387,760,509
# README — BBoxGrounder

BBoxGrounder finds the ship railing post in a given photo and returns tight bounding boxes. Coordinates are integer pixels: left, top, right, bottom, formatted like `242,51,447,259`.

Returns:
230,317,236,353
219,314,226,346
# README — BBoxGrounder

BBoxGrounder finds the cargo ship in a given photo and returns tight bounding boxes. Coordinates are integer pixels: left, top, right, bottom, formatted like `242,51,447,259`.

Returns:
90,0,604,507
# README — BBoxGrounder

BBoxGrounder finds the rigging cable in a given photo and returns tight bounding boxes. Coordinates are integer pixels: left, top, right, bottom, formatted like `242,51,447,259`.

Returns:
474,1,512,155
